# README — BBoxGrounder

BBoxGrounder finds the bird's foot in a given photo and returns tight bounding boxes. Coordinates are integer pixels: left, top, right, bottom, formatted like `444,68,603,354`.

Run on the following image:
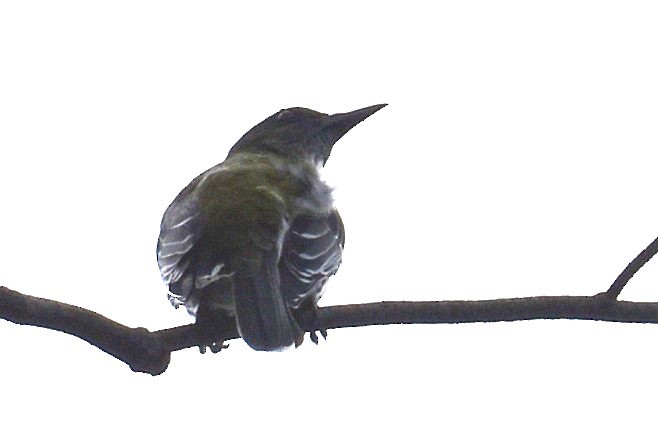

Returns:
198,341,229,354
293,305,327,345
194,301,235,354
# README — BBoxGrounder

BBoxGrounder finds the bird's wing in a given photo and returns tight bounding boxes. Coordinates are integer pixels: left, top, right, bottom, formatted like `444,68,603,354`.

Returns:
279,209,345,309
156,175,205,312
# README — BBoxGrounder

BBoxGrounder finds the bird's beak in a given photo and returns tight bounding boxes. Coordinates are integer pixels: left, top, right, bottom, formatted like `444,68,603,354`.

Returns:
321,104,387,146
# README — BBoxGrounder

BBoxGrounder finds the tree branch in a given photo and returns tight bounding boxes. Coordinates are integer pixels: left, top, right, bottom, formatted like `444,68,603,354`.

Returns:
0,286,172,375
2,235,658,375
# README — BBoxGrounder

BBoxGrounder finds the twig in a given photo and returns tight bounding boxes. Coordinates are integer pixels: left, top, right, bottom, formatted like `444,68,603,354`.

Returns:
605,235,658,300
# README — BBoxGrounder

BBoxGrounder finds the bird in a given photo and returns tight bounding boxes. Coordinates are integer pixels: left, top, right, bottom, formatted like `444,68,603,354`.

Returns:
156,104,386,352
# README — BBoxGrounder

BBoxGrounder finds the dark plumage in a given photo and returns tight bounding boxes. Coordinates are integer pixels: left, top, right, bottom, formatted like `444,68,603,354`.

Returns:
157,104,385,351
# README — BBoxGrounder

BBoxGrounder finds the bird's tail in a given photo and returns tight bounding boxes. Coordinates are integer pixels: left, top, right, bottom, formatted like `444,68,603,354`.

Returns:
232,251,301,351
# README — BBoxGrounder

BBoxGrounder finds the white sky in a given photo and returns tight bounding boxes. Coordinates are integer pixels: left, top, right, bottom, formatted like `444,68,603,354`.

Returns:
1,1,658,425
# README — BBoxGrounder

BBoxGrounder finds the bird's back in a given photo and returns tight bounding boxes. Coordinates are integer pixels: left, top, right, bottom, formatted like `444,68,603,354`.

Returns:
156,104,383,351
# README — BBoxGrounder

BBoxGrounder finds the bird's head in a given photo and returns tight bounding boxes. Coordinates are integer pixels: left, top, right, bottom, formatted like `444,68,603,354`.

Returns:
227,104,386,166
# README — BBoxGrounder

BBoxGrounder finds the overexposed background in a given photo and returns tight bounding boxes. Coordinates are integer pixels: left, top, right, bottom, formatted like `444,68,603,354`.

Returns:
1,1,658,425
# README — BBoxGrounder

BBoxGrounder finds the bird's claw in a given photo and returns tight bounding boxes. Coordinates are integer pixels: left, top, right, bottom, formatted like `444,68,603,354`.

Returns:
293,305,327,345
198,341,229,354
210,342,229,353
